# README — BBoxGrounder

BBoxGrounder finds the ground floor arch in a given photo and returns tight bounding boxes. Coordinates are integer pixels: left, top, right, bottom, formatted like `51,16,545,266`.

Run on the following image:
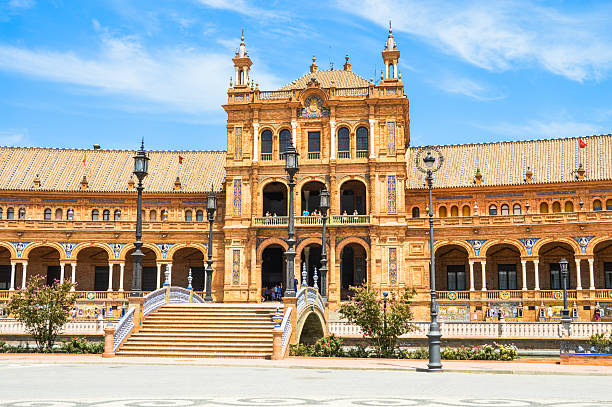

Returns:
485,243,523,290
537,241,576,290
593,240,612,289
340,242,367,300
124,246,158,291
435,244,470,291
261,245,285,298
172,247,205,290
0,246,11,290
26,245,61,286
75,246,110,291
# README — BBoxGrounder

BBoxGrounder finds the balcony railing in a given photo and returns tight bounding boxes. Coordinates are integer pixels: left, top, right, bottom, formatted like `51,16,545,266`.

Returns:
356,150,368,158
435,290,581,302
338,151,350,159
307,152,320,160
252,215,371,227
0,219,212,231
260,153,273,161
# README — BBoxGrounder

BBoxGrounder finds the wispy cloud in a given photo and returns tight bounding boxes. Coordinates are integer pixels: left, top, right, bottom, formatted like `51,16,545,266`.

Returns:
8,0,35,10
337,0,612,82
0,130,29,146
0,33,282,114
432,75,504,101
195,0,285,20
474,119,602,140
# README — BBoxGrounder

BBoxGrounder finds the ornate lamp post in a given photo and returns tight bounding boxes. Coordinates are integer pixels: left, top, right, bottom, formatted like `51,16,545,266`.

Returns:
319,188,330,299
130,140,149,298
560,258,571,323
284,141,299,297
416,146,444,371
204,190,217,301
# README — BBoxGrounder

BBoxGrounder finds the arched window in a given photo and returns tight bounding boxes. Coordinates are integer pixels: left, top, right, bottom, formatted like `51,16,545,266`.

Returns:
607,199,612,210
113,209,121,221
356,127,369,157
540,202,549,213
55,208,63,220
44,208,52,220
161,209,168,221
102,210,110,221
149,210,157,221
185,210,193,222
564,201,574,212
18,208,26,219
552,201,561,213
66,208,74,220
279,129,291,158
593,199,602,211
260,130,273,160
489,205,497,215
92,209,99,221
438,206,447,217
196,210,204,221
501,204,509,215
7,208,14,220
462,205,471,216
513,204,521,215
337,127,350,158
450,205,459,217
411,207,420,218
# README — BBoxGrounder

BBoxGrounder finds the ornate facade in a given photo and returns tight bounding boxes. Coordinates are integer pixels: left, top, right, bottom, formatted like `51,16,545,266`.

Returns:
1,29,612,323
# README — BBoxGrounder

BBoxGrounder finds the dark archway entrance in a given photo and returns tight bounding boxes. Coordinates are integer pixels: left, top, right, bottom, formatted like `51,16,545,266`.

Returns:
300,243,322,287
340,243,367,300
301,181,325,214
172,247,205,290
298,313,325,345
262,245,284,294
262,182,287,216
0,247,11,290
340,180,367,215
435,244,470,291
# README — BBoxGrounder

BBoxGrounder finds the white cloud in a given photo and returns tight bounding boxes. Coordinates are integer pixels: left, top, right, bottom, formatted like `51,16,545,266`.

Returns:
0,130,28,146
475,119,601,140
8,0,35,10
432,75,504,101
0,34,282,114
195,0,285,20
337,0,612,82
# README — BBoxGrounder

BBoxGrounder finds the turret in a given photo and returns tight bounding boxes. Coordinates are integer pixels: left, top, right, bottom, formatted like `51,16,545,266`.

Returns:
232,29,252,87
381,21,400,81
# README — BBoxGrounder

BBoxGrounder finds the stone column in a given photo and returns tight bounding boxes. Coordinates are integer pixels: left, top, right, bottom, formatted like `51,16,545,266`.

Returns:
9,262,16,290
588,258,595,290
291,120,297,146
330,120,336,160
368,118,376,159
167,263,173,286
575,258,582,290
21,262,27,289
234,66,239,84
533,259,540,290
480,261,487,291
521,260,527,290
59,262,65,282
156,263,162,289
118,263,125,292
468,261,475,291
107,263,114,292
252,122,259,162
71,262,76,291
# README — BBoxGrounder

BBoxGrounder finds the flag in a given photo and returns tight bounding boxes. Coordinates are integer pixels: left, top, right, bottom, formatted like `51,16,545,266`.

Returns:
579,139,587,148
82,153,86,165
178,155,184,164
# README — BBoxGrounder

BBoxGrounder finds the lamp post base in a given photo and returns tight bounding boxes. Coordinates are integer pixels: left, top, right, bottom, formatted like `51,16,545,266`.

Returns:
427,323,443,371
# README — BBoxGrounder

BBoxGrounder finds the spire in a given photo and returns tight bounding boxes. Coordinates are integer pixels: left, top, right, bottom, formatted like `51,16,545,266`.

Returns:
232,28,252,87
237,28,247,58
384,20,397,51
381,22,400,81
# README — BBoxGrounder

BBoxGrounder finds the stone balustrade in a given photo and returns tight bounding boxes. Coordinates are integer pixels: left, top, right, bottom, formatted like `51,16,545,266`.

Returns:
252,215,371,227
0,318,105,335
0,219,211,231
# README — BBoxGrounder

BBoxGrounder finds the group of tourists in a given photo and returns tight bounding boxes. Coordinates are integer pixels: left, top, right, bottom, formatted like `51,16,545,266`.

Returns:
262,284,283,302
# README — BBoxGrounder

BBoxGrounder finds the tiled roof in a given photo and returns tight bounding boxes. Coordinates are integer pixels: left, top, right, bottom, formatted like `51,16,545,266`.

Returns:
0,147,226,193
280,69,369,90
406,135,612,189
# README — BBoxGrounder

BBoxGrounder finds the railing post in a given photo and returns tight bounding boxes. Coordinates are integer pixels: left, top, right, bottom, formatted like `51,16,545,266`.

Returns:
271,326,284,360
102,324,116,358
129,297,145,333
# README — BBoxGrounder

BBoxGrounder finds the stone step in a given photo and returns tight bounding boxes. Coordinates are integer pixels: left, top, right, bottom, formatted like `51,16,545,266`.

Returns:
119,345,273,352
127,337,273,344
131,332,273,339
141,322,275,328
145,316,275,321
116,351,272,358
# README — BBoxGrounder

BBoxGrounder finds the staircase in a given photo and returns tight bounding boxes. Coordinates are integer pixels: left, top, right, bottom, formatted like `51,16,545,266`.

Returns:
116,303,281,358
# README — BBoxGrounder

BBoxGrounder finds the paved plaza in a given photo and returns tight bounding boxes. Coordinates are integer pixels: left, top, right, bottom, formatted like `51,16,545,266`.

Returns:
0,356,610,406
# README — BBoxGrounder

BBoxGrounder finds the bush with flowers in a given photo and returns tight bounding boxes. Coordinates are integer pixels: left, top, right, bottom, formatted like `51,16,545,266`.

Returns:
339,284,416,358
290,334,345,357
441,343,517,361
61,337,104,354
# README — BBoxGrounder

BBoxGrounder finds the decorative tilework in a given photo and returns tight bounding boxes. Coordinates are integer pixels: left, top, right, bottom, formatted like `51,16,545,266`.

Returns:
234,127,242,160
388,247,397,285
387,175,397,214
518,238,539,256
386,122,396,155
466,240,487,256
61,243,76,259
11,242,30,258
233,179,242,217
232,249,241,285
298,95,330,118
107,243,125,259
156,243,174,259
572,236,595,254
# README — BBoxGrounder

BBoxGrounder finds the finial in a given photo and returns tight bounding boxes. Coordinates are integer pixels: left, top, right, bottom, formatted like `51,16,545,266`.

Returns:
241,28,244,43
140,137,145,150
346,54,349,62
312,55,316,63
389,20,392,33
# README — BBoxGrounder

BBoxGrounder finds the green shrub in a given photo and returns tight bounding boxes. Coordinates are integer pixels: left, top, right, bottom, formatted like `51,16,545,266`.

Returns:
441,343,517,361
61,337,104,354
345,345,371,358
589,333,612,354
401,347,429,359
311,334,344,357
289,343,312,356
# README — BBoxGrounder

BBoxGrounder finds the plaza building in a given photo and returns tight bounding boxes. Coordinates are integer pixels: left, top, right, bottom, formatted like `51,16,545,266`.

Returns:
1,28,612,324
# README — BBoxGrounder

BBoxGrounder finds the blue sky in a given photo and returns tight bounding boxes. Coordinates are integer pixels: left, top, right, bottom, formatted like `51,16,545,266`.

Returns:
1,0,611,151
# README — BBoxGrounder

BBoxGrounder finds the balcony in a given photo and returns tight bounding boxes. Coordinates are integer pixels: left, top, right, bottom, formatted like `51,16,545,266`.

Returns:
435,290,580,302
0,219,212,232
252,215,371,227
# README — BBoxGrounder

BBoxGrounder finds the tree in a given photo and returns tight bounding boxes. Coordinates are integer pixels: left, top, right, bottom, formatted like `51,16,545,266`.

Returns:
339,284,416,358
7,276,78,351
